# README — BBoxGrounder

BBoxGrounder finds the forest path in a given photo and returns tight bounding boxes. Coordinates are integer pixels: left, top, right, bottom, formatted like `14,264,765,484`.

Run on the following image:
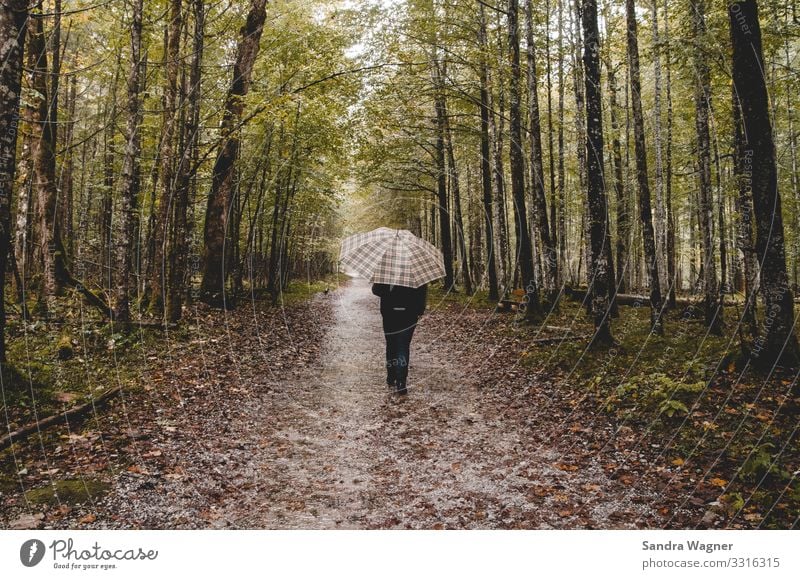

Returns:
209,277,663,528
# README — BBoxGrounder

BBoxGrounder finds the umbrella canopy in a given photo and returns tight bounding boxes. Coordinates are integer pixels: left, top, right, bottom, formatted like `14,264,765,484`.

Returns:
339,227,445,288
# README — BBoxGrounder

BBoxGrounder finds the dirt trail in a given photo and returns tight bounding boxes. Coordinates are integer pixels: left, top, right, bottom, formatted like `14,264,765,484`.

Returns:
211,278,663,529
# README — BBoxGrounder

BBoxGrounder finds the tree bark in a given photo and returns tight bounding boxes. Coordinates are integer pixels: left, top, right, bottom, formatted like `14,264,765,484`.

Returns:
149,0,183,315
605,55,628,295
28,9,66,307
664,0,676,307
730,0,800,369
439,65,472,294
432,58,455,291
525,0,557,301
200,0,268,307
478,4,499,302
507,0,540,320
582,0,613,344
626,0,663,334
692,0,723,334
168,0,204,323
0,0,28,362
115,0,144,322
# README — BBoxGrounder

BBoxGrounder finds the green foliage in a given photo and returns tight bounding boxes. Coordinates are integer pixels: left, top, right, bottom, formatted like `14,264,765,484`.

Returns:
739,443,792,484
610,372,704,418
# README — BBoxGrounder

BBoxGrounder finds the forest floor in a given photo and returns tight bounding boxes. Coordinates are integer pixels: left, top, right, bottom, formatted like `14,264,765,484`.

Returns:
0,277,797,529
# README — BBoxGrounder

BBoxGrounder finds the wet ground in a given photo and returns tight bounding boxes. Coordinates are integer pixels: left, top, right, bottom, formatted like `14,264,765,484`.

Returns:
2,278,681,529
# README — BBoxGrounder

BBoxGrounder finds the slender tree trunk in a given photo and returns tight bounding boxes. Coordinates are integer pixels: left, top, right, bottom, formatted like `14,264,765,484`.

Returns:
651,0,666,291
582,0,613,344
62,74,76,259
440,71,472,294
545,0,558,273
200,0,268,307
557,0,567,285
664,0,676,307
730,0,800,369
0,0,28,361
478,4,499,302
572,0,590,309
525,0,557,302
116,0,144,322
432,59,455,291
29,9,66,307
149,0,183,315
168,0,204,323
508,0,540,319
692,0,723,334
488,67,509,291
626,0,663,333
606,56,628,294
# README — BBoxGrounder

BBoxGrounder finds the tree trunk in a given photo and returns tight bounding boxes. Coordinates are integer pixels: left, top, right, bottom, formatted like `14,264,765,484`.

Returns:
732,80,758,340
29,9,66,307
730,0,800,369
605,55,628,295
168,0,204,323
507,0,540,320
432,59,455,291
626,0,663,334
200,0,268,307
692,0,723,334
149,0,183,315
478,4,499,302
664,0,676,307
0,0,28,361
651,0,666,292
557,0,567,285
582,0,613,344
525,0,557,302
115,0,144,322
439,65,472,294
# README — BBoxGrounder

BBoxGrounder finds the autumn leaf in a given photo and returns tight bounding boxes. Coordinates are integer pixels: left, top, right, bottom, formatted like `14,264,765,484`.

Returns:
555,463,579,472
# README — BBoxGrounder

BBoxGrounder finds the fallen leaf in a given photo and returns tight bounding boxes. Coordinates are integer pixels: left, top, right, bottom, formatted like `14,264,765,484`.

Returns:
709,478,728,488
79,513,96,524
10,513,45,529
555,463,579,472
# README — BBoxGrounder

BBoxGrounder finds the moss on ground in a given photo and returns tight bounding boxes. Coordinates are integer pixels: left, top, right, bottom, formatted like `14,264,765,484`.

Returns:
24,478,110,506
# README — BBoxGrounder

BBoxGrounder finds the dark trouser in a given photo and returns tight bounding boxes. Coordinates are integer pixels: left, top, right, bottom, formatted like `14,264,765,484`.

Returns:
382,310,418,387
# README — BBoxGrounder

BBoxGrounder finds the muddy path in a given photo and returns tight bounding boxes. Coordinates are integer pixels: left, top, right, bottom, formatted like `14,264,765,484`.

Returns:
2,278,683,529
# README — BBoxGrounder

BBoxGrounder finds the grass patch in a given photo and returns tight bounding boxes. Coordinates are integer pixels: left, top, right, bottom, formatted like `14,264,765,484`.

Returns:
24,478,110,506
427,284,496,309
281,272,346,305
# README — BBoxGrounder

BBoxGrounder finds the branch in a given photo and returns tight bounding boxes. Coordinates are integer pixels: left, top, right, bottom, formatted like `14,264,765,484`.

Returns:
0,387,122,451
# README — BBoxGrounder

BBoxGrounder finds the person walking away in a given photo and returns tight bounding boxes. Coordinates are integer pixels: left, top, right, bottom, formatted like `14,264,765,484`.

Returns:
372,283,427,395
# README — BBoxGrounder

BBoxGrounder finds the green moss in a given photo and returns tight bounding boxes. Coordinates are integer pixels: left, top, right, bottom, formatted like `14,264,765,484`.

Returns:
57,333,74,360
24,479,110,506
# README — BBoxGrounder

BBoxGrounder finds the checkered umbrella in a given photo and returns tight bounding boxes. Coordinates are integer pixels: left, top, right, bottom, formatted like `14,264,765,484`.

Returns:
339,227,445,288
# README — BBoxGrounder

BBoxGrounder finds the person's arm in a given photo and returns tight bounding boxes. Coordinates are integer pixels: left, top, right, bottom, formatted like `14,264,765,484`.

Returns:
372,283,389,297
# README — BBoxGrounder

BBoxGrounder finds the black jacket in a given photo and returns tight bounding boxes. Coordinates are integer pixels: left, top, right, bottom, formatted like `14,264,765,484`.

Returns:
372,283,427,317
